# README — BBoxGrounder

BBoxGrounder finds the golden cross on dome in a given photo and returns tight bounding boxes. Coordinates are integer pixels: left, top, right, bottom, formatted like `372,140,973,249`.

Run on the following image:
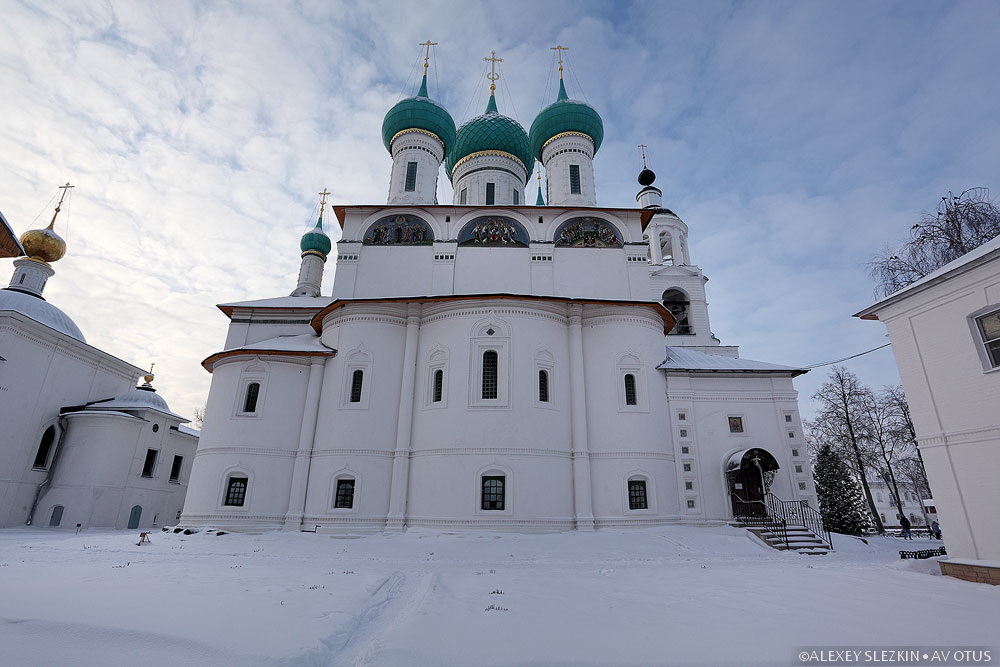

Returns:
550,45,569,79
638,144,648,169
318,187,331,216
420,40,437,75
48,182,74,230
483,50,503,93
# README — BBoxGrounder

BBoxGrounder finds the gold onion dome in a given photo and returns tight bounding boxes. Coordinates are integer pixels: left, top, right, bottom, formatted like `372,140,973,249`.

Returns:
19,227,66,264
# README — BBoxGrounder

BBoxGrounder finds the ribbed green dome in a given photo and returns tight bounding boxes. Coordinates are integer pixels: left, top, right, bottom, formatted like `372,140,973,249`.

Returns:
381,75,457,154
300,214,331,256
446,94,533,181
529,79,604,161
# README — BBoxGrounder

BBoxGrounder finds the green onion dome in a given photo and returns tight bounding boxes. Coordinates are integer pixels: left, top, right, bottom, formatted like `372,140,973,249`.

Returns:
300,214,331,257
445,94,534,181
381,75,457,154
528,79,604,162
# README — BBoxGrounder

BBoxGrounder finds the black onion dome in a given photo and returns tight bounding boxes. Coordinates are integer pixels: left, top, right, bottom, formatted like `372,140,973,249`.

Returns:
638,168,656,186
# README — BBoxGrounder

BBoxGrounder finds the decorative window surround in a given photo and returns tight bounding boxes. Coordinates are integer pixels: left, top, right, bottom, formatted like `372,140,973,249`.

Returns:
425,346,449,409
616,352,648,413
342,345,373,409
971,305,1000,370
469,318,511,409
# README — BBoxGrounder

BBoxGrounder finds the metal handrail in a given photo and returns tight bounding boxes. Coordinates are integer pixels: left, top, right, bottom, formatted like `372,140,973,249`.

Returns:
730,492,789,549
731,492,833,551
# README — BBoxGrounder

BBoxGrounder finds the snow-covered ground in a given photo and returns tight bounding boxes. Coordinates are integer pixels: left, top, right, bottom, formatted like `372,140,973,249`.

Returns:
0,526,995,666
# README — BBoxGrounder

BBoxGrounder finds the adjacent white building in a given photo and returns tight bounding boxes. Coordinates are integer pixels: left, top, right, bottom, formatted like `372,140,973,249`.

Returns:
857,234,1000,583
181,56,818,534
0,193,198,530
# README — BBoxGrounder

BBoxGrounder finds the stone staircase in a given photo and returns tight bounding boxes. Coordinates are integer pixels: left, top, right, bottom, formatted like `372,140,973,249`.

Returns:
742,522,831,555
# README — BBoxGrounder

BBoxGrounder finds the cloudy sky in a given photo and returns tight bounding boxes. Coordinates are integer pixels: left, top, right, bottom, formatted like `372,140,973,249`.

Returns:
2,0,999,421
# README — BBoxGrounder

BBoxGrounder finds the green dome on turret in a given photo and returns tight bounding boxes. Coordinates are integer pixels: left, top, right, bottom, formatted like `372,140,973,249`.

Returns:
446,93,533,181
300,214,331,256
381,74,457,154
529,79,603,161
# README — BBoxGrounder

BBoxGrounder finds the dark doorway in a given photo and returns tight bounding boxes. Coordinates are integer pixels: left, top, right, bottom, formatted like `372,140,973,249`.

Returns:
726,448,780,517
128,505,142,530
49,505,64,527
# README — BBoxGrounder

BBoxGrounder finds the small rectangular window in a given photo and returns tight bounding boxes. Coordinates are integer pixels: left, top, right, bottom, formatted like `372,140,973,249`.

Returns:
976,309,1000,367
795,465,803,473
404,161,418,191
169,455,183,482
628,480,647,510
538,369,549,403
798,482,807,491
569,165,581,194
791,449,800,457
728,416,744,433
687,499,696,509
679,429,688,438
243,382,260,413
681,446,689,454
141,449,158,477
685,481,693,491
482,351,498,400
433,369,444,403
788,431,795,438
350,370,364,403
485,182,495,205
678,412,686,421
683,463,692,472
481,476,505,510
460,188,468,205
334,479,355,509
784,414,793,423
225,477,248,506
513,189,519,205
624,373,637,406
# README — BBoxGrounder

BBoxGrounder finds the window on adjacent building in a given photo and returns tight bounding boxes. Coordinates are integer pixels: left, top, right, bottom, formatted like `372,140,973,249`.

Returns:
538,370,549,403
334,479,355,509
569,164,581,194
485,182,495,205
460,188,468,205
224,477,248,506
482,351,498,399
404,161,418,191
350,370,364,403
169,455,183,482
976,308,1000,368
481,476,505,510
33,425,56,469
513,189,519,205
628,480,648,510
728,416,744,433
141,449,158,477
624,373,637,406
433,369,444,403
243,382,260,413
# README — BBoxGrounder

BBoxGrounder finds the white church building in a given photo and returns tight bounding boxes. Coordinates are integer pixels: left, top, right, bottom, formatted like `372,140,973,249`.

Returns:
0,191,198,530
181,52,818,533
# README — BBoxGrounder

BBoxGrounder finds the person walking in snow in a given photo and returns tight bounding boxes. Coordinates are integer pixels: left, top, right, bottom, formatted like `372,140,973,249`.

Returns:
931,520,941,540
899,515,912,540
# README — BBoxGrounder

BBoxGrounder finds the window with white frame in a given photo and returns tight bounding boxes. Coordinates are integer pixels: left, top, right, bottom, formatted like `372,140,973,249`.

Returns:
243,382,261,413
481,476,505,510
224,476,248,506
538,369,549,403
334,478,355,509
342,346,373,409
616,353,646,412
235,361,267,417
470,322,510,407
628,479,648,510
432,369,444,402
975,308,1000,368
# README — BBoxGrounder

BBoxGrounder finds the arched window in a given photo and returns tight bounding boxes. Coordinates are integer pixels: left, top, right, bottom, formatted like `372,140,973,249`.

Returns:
433,369,444,403
32,425,56,469
49,505,64,527
481,476,505,510
624,374,637,406
224,476,248,506
334,478,356,509
662,289,692,335
243,382,260,413
628,479,648,510
538,369,549,403
350,370,364,403
482,351,498,400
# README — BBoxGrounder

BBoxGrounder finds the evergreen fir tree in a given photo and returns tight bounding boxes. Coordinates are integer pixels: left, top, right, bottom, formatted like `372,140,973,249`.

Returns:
812,443,871,535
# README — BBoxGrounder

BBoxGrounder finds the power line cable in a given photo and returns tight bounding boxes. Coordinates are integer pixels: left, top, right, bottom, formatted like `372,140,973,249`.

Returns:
805,342,892,369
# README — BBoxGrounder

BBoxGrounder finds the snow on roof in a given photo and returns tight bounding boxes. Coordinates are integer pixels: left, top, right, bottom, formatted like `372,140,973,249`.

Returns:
177,424,200,437
203,333,335,371
0,288,86,341
218,295,335,317
87,386,187,422
657,346,807,376
856,233,1000,318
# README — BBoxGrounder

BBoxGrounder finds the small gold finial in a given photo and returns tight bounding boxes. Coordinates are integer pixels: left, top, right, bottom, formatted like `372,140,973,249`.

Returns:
550,45,569,79
420,40,437,75
638,144,648,169
483,50,503,94
537,163,542,187
318,188,331,217
48,182,74,230
143,362,155,386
